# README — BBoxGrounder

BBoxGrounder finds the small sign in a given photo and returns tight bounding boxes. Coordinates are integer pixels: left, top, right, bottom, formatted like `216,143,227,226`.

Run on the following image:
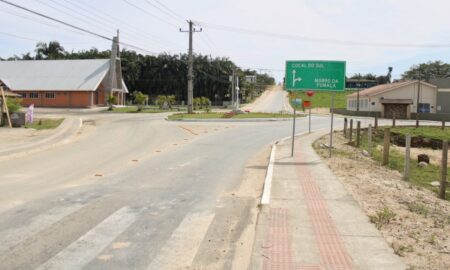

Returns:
26,104,34,124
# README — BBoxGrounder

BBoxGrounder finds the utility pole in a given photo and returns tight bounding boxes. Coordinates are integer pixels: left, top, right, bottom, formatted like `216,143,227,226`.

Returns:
231,69,236,108
180,20,202,114
235,76,240,110
416,73,421,128
356,78,360,112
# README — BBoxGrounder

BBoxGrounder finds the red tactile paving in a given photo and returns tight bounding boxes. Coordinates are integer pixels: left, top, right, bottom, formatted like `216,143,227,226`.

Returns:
295,152,354,270
263,208,296,270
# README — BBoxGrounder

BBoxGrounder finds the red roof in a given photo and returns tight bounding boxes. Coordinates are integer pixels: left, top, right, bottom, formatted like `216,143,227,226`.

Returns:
347,80,436,98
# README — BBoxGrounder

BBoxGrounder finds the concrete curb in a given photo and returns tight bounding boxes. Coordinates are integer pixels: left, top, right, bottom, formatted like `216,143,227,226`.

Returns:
260,130,314,205
0,118,82,161
165,117,294,123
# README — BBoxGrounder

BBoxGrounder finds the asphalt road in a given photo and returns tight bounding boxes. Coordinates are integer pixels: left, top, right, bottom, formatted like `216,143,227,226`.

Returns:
243,86,292,113
0,104,337,269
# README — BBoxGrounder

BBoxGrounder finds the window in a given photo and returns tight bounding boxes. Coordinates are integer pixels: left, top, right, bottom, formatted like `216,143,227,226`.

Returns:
45,92,55,99
19,92,27,98
29,92,39,99
418,103,430,113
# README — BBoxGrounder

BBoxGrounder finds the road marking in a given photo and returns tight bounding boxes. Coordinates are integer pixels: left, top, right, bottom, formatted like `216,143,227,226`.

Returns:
147,212,214,270
261,144,277,205
0,203,85,253
179,125,198,135
36,206,138,270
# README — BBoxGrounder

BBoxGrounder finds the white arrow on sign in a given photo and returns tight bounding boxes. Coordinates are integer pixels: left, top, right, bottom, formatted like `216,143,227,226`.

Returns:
292,69,302,86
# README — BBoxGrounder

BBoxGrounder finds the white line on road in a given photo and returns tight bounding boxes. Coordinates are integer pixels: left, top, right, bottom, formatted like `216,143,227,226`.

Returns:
36,206,139,270
261,144,276,205
147,211,214,270
0,203,85,253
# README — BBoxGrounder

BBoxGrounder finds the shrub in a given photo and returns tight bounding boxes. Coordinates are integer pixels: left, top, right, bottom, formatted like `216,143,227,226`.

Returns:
193,97,201,110
156,95,167,109
107,95,117,111
369,207,396,229
134,91,148,111
6,98,22,113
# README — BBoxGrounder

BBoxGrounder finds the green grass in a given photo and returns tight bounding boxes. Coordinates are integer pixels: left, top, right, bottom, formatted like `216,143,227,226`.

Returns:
391,126,450,141
25,118,64,130
108,106,186,113
168,112,295,120
357,131,449,200
291,90,356,108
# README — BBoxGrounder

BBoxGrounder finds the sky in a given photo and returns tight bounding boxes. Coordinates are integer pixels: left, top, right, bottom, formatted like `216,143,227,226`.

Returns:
0,0,450,82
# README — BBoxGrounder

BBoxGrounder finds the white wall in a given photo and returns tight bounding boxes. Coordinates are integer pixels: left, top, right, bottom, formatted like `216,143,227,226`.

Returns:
346,82,437,113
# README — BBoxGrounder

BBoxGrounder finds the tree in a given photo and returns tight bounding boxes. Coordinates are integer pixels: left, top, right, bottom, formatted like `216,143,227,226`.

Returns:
134,91,148,111
107,95,117,111
35,41,66,60
402,61,450,81
6,98,22,113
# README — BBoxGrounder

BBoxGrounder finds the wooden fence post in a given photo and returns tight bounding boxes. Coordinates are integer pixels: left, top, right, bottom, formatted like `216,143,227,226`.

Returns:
404,134,411,181
344,118,348,137
442,121,445,130
356,121,361,147
383,128,390,166
392,113,396,127
439,140,448,199
375,115,378,130
349,119,353,143
368,124,373,156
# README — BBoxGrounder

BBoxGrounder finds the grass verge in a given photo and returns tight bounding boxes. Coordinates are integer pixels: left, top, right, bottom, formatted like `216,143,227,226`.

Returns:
357,129,449,199
290,90,356,108
168,112,296,120
108,106,186,113
391,126,450,141
25,118,64,130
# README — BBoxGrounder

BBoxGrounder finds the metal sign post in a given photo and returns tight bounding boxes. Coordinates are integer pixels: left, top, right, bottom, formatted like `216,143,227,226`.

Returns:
290,97,301,157
291,108,296,157
309,106,312,134
329,92,336,158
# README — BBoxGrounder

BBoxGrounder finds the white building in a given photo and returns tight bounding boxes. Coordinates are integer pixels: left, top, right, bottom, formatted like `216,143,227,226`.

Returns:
346,81,437,119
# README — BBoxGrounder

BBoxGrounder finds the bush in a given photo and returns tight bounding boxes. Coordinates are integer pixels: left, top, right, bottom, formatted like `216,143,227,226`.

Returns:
6,98,22,113
156,95,167,109
156,95,176,109
200,97,211,111
134,91,148,111
193,97,201,110
107,95,117,111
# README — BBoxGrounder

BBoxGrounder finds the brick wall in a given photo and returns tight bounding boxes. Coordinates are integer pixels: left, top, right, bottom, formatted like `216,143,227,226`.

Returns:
16,91,93,108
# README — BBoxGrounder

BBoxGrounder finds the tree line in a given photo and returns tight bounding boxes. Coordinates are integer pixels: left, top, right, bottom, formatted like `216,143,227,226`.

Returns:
349,61,450,84
1,41,275,104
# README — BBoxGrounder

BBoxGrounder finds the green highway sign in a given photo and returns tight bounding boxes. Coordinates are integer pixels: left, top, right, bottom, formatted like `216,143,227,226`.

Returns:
285,60,346,91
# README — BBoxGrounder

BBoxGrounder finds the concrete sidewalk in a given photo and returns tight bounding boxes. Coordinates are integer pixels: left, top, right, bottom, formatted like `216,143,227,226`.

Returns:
250,131,406,270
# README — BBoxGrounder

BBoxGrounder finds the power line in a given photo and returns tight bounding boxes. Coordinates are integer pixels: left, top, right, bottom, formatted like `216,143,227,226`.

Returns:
0,31,100,44
0,5,99,39
152,0,186,22
121,0,178,28
196,21,450,48
142,0,184,24
34,0,115,36
0,0,157,55
42,0,172,52
62,0,180,51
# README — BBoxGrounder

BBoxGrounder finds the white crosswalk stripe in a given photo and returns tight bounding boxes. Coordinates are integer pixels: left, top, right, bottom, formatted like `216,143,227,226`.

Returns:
147,211,214,270
0,203,85,253
36,206,139,270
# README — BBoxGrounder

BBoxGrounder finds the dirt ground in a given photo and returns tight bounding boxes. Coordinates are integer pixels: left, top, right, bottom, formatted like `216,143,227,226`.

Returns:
314,132,450,270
